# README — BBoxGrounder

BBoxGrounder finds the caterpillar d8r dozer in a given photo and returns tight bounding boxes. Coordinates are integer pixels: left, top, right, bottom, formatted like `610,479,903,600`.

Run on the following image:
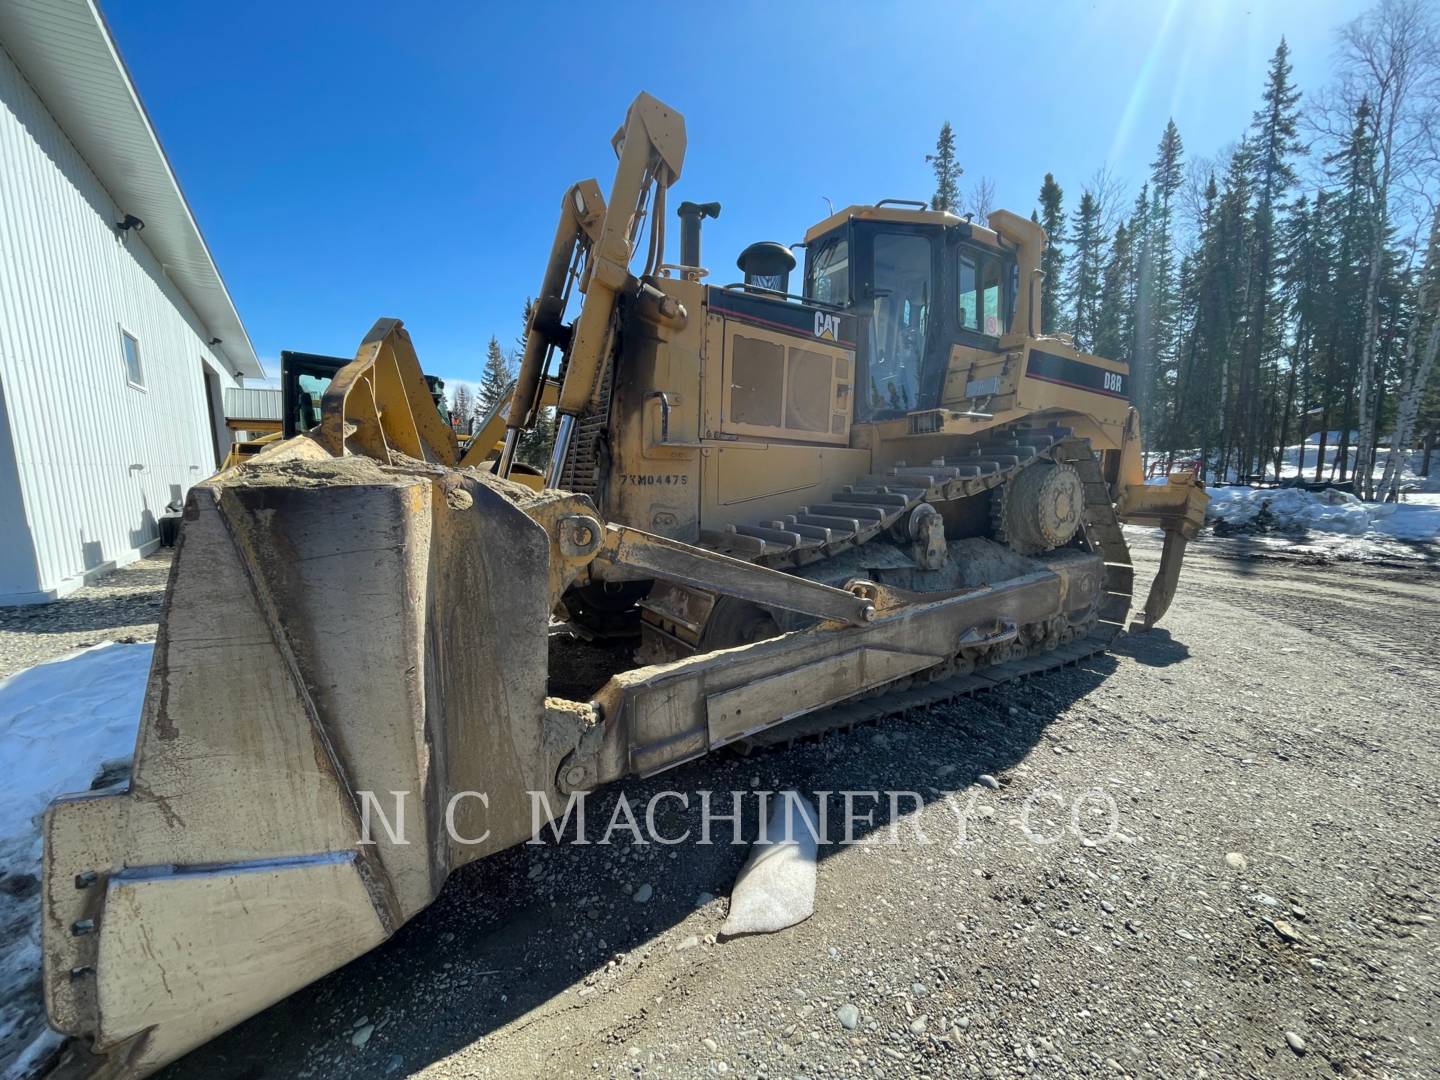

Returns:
41,91,1207,1077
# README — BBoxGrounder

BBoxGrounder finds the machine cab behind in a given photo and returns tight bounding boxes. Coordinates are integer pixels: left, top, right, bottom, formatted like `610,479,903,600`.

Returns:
802,203,1023,423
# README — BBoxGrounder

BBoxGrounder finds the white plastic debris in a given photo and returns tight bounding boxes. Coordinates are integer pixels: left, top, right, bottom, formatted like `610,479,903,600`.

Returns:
720,791,818,936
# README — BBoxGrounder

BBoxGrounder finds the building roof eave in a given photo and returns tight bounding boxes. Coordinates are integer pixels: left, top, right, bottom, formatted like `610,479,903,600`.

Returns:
0,0,262,378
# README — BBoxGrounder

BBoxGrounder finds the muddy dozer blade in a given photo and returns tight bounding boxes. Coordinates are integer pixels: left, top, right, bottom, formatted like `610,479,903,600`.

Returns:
41,443,590,1078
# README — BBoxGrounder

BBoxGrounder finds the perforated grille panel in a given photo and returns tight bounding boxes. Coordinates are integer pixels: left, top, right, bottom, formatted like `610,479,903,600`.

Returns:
785,349,832,433
731,335,783,428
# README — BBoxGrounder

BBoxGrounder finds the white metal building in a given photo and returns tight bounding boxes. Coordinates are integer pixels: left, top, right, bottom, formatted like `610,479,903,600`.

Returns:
0,0,260,603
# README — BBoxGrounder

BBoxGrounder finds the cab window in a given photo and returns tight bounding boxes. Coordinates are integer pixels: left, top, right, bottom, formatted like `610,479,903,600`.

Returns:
957,255,979,331
293,373,331,433
981,258,1003,337
805,232,849,307
955,243,1014,339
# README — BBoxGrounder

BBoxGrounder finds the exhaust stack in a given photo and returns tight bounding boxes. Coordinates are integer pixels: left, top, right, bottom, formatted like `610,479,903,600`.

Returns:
676,200,721,270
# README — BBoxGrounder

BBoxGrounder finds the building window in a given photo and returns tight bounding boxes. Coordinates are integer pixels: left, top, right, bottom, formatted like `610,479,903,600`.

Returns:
121,328,144,389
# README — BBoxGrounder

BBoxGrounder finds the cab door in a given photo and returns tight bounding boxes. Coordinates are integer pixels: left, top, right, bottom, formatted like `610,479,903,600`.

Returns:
850,223,942,421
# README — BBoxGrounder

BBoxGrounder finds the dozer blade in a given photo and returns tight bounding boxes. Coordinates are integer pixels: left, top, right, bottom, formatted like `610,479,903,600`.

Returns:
41,441,593,1077
1115,472,1210,631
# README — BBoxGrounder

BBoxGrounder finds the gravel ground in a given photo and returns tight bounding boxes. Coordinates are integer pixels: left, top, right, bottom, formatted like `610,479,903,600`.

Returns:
0,553,170,678
122,531,1438,1080
10,535,1436,1079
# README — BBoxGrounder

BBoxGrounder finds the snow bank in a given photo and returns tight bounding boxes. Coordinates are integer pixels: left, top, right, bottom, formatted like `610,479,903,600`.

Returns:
1373,493,1440,541
0,643,150,1078
1206,487,1440,543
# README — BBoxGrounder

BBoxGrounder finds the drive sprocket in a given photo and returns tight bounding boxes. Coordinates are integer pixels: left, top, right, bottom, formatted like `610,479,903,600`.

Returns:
993,460,1084,555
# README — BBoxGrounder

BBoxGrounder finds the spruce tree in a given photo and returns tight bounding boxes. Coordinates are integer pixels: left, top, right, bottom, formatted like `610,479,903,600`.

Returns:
1127,184,1154,427
1147,120,1185,449
1179,175,1227,469
1323,100,1377,483
1214,140,1255,478
1066,190,1105,351
1238,39,1303,479
927,123,961,214
477,336,513,419
1037,173,1065,334
1095,221,1133,364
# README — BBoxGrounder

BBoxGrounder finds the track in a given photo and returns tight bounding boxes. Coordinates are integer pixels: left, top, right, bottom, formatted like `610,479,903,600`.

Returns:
639,428,1135,657
734,436,1135,752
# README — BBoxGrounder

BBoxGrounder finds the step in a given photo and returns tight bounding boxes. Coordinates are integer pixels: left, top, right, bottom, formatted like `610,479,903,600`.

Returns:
956,459,1002,476
700,528,766,558
857,475,931,493
978,442,1036,462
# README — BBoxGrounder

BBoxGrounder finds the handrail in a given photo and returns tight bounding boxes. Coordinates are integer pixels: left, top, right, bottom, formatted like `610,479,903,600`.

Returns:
718,282,849,313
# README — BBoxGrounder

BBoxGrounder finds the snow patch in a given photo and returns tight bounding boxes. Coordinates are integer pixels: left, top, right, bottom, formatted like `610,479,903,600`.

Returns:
1206,487,1440,543
0,643,150,1078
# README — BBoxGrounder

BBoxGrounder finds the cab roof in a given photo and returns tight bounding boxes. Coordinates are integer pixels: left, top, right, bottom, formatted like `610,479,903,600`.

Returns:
803,204,1004,250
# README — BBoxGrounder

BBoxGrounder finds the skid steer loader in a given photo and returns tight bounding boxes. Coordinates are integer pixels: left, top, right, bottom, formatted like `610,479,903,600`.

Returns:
40,92,1207,1077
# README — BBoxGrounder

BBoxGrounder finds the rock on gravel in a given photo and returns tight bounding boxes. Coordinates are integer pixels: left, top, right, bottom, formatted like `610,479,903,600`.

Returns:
835,1004,859,1031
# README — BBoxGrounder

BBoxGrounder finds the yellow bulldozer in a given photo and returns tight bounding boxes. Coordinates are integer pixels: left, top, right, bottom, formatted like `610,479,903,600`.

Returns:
40,92,1207,1077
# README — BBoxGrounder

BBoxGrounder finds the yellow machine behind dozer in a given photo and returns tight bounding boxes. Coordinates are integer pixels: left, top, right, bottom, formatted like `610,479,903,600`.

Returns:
40,93,1207,1076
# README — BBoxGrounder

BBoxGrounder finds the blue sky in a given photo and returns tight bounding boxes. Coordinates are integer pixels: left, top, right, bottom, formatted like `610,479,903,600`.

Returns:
105,0,1373,390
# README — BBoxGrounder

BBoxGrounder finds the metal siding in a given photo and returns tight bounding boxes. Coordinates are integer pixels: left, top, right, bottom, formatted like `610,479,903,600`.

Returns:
0,43,233,602
0,0,260,376
223,387,282,422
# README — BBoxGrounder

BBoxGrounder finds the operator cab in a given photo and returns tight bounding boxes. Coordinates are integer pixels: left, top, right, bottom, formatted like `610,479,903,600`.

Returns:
802,202,1019,422
279,351,449,437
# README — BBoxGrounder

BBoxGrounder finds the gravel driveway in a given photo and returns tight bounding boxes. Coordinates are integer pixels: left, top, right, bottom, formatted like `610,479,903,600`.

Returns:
15,535,1437,1079
0,553,169,678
